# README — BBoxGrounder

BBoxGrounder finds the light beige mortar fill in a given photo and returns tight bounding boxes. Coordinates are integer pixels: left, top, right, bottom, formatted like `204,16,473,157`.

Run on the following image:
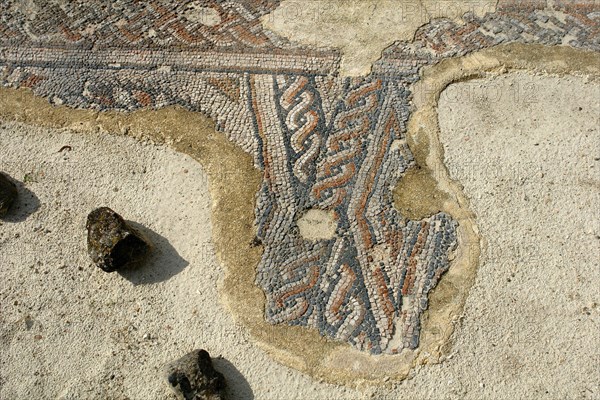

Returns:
297,209,337,241
1,43,598,386
261,0,497,76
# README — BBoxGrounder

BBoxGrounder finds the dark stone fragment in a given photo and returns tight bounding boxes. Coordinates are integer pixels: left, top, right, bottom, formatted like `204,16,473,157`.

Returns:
86,207,151,272
0,172,18,218
165,349,226,400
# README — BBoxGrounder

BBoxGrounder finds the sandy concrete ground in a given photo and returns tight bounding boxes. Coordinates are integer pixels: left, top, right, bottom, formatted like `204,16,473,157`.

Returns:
431,72,599,399
1,71,598,399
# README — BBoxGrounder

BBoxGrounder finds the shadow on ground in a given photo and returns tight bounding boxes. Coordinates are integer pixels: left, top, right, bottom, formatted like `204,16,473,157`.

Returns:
2,180,40,223
118,221,189,285
214,358,254,400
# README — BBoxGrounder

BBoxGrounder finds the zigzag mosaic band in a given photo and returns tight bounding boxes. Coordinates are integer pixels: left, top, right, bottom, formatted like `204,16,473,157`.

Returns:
1,0,598,354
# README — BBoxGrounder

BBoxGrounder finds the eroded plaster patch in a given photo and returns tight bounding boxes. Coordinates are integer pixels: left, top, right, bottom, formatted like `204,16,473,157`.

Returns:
298,209,338,241
184,3,221,26
261,0,497,76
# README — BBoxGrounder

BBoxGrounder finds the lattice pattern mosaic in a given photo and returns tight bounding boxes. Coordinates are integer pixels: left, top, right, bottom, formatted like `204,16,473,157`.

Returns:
1,0,598,354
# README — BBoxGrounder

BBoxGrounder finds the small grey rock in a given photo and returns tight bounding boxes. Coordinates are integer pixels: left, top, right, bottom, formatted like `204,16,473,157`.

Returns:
0,172,18,218
86,207,151,272
165,350,226,400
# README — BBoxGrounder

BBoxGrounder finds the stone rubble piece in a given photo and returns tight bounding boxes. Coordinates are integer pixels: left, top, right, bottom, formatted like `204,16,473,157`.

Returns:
165,349,227,400
0,172,18,218
86,207,152,272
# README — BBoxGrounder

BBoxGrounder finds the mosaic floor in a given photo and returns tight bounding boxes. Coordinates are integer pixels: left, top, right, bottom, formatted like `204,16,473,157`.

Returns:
1,0,598,357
